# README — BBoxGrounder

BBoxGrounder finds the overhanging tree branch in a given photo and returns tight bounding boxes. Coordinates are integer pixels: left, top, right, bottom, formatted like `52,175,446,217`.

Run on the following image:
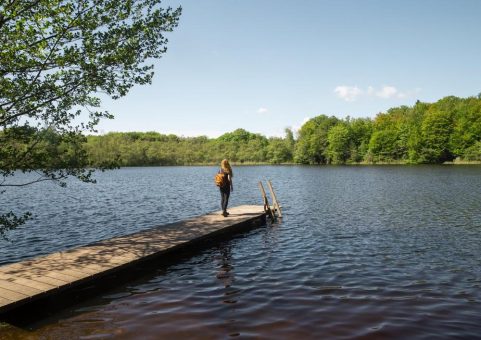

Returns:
1,0,182,234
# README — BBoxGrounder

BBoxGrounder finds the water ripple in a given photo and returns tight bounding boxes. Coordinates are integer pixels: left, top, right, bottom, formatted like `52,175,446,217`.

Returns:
1,166,481,338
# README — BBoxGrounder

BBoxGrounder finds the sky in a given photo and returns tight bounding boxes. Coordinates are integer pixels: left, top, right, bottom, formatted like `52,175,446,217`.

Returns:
96,0,481,138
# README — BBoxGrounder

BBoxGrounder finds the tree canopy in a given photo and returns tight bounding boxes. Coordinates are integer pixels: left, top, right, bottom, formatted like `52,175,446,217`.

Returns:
0,0,181,234
294,95,481,164
85,128,296,166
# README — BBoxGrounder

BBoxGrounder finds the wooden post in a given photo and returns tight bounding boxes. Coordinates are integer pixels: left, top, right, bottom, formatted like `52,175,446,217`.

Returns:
258,181,275,220
267,180,282,217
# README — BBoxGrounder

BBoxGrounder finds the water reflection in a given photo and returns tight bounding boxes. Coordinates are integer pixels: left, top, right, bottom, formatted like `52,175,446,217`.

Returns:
216,243,234,289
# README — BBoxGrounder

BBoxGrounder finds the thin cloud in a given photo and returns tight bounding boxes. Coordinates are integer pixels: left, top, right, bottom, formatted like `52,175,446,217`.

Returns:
257,107,269,114
334,85,362,102
335,85,420,101
376,85,399,98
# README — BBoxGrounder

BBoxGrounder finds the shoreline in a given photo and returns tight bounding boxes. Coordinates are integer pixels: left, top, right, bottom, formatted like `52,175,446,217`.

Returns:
102,161,481,168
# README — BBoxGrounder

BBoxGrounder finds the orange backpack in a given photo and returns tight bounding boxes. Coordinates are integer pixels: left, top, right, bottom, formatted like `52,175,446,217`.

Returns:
215,170,226,187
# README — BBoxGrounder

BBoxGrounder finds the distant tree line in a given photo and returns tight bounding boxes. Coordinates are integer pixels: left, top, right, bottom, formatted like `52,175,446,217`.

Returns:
3,95,480,169
84,95,481,166
85,128,296,165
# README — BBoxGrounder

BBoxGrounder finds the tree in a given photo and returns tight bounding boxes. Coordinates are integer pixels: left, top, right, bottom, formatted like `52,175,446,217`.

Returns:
367,107,410,162
267,137,290,164
367,130,400,162
295,115,339,164
325,124,350,164
347,118,372,162
462,141,481,161
419,101,455,163
0,0,181,234
282,127,295,162
406,100,429,163
449,97,481,158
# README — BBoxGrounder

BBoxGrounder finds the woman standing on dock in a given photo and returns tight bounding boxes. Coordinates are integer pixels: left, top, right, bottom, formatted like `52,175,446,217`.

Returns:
219,159,233,217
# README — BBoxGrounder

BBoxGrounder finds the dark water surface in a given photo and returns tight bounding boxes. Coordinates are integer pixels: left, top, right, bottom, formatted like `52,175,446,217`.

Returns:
1,166,481,339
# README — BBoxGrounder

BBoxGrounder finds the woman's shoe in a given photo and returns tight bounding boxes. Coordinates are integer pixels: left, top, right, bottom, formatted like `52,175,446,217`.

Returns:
222,211,228,217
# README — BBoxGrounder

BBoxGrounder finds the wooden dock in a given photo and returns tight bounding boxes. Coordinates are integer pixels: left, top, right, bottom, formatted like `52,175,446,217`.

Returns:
0,205,266,320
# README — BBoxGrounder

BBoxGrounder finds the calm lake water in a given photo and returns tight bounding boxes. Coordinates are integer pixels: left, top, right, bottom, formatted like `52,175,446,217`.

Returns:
1,165,481,339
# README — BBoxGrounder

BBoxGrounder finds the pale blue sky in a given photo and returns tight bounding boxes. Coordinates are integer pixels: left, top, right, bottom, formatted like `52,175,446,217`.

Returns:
97,0,481,137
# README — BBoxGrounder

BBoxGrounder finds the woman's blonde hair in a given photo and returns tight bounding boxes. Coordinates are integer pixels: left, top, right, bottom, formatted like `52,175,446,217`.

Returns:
221,159,233,177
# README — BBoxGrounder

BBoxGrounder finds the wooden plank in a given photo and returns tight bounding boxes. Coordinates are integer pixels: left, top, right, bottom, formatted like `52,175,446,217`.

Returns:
0,205,266,316
42,271,84,283
59,265,100,276
0,286,29,301
0,276,56,292
0,262,92,282
0,279,43,296
0,296,11,307
52,250,131,270
56,269,91,280
17,275,67,287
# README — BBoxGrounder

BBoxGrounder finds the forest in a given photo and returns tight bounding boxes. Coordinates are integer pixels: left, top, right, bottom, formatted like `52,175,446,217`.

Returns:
3,95,480,171
85,95,481,166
